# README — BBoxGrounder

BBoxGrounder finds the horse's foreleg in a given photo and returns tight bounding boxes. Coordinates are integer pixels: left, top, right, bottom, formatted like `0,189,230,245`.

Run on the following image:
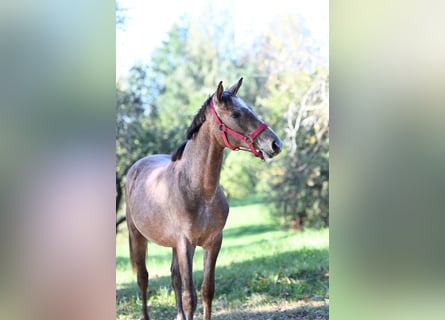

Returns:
202,234,222,320
176,239,197,320
171,248,185,320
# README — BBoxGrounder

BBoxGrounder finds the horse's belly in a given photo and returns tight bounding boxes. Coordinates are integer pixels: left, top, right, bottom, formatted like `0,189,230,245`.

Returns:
132,212,178,247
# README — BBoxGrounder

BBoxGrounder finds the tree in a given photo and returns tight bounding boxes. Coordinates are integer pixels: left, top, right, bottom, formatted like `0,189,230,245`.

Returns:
273,74,329,229
116,64,163,231
252,13,329,229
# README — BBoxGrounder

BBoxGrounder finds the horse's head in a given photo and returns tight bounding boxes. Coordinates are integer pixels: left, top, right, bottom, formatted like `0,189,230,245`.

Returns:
210,78,282,160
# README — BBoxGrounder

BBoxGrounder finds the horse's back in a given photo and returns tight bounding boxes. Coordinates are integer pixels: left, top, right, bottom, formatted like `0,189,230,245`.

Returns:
129,154,171,172
126,154,170,192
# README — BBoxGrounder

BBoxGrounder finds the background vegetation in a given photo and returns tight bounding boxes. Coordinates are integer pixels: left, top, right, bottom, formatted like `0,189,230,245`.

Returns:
116,5,329,231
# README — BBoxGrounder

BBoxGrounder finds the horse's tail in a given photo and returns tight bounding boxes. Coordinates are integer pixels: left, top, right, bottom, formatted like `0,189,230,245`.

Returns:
125,190,138,272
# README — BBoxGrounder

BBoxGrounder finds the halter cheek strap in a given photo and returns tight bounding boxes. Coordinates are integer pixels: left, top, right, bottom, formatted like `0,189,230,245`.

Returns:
209,99,268,160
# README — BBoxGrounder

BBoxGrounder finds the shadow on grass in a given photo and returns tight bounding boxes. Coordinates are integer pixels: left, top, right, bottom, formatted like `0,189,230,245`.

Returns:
117,247,328,319
213,304,329,320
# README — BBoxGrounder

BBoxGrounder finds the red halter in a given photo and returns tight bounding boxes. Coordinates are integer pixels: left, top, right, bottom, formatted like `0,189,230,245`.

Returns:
209,99,268,160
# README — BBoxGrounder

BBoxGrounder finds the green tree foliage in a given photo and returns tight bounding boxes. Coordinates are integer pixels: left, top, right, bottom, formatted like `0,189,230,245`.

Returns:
116,64,166,225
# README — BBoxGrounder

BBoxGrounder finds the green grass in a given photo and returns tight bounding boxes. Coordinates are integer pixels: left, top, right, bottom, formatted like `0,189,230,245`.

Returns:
116,203,329,319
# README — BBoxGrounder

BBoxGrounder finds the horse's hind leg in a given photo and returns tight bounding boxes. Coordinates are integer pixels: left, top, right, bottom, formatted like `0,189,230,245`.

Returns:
128,217,150,320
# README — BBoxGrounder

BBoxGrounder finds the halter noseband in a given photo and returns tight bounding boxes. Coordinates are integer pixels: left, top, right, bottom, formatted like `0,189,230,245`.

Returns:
209,99,268,160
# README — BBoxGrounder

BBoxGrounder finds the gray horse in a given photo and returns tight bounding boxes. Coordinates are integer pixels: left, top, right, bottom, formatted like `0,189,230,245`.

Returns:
125,78,282,320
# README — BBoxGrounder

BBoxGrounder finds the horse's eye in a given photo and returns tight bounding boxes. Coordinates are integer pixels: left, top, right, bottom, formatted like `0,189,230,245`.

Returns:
231,111,241,119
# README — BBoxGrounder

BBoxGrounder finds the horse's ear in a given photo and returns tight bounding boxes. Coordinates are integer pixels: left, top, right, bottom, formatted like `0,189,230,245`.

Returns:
228,77,243,96
215,81,224,103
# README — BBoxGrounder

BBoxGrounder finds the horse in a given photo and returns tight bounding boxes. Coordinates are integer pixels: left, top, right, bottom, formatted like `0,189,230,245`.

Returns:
125,78,282,320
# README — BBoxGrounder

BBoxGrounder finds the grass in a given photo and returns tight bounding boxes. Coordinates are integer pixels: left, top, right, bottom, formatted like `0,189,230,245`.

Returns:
116,202,329,319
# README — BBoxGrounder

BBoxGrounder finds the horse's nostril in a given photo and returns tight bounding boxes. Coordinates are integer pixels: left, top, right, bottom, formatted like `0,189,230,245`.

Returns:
272,140,282,154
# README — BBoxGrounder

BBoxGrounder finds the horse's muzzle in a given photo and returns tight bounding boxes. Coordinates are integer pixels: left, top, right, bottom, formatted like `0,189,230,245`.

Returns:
258,129,282,159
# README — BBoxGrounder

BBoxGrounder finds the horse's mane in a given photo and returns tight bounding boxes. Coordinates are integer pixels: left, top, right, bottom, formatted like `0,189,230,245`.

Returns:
171,96,211,161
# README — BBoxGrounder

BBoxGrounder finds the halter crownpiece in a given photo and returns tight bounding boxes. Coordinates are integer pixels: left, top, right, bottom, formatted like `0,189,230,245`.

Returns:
209,99,268,160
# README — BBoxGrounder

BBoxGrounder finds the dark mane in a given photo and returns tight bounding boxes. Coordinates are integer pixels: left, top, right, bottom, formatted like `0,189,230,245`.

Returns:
170,141,186,161
186,96,211,140
171,96,213,161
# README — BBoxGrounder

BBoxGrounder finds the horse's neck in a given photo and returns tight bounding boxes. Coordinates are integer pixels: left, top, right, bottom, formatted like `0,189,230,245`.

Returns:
181,127,224,197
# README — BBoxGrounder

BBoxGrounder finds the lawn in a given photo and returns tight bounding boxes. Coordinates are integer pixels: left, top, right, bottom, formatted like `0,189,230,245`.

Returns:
116,202,329,319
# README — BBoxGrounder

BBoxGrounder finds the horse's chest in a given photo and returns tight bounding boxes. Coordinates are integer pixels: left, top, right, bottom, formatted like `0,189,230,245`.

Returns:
188,206,228,246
